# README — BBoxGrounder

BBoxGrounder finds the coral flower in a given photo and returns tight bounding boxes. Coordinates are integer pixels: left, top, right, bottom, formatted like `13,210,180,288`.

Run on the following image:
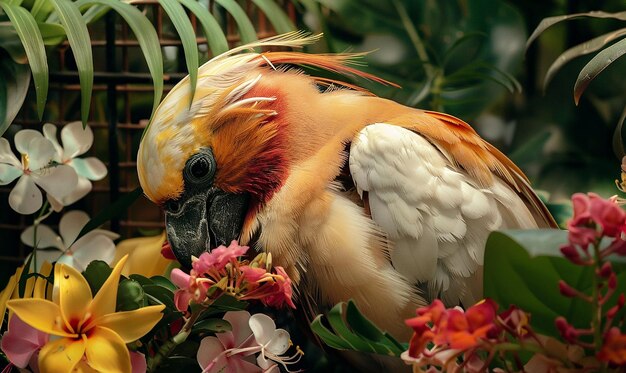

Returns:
6,255,165,372
598,327,626,365
435,299,498,349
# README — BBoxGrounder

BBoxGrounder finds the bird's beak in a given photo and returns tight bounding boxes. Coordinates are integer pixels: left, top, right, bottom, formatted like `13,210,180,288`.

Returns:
165,187,249,268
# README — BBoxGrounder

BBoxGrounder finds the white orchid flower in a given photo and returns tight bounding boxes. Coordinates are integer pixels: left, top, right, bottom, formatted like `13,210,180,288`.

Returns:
43,122,107,211
20,210,119,272
0,130,77,215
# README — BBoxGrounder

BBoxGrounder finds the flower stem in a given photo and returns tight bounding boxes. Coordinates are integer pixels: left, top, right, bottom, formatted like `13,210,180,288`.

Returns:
147,307,204,372
592,242,602,353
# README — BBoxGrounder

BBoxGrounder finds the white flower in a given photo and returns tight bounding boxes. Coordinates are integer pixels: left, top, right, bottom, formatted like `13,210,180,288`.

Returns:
249,313,296,372
0,130,77,214
43,122,107,210
20,210,119,272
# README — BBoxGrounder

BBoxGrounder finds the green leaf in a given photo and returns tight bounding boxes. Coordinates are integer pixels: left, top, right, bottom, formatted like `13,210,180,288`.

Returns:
311,300,405,356
214,0,257,45
613,105,626,159
526,11,626,51
32,0,55,22
76,0,163,119
38,22,66,45
178,0,228,56
0,2,48,119
129,273,153,286
0,23,27,63
158,0,197,104
310,315,352,350
76,187,142,242
117,279,147,311
49,0,93,125
204,294,247,313
150,275,177,292
574,37,626,105
251,0,295,34
192,318,232,334
143,284,176,309
0,57,29,135
82,260,113,296
544,28,626,91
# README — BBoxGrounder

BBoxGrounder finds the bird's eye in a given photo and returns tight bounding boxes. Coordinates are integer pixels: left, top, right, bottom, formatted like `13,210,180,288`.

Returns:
184,148,216,184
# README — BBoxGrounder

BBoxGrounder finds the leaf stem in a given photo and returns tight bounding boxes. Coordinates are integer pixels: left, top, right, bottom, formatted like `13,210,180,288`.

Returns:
147,306,204,372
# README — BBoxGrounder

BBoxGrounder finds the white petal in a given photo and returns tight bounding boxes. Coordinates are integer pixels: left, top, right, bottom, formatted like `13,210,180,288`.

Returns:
91,228,120,241
35,249,65,268
14,129,42,154
197,337,225,369
55,254,75,268
61,121,93,158
51,175,91,207
47,193,64,212
224,311,253,347
256,354,272,370
32,164,78,200
71,234,116,271
0,164,22,184
59,210,90,247
9,176,42,214
42,123,64,162
0,138,21,167
20,224,64,249
70,157,107,180
266,329,290,355
249,314,277,346
25,137,56,171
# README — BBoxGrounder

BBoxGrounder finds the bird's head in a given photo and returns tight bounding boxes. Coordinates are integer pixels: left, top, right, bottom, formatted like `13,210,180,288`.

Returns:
137,32,389,267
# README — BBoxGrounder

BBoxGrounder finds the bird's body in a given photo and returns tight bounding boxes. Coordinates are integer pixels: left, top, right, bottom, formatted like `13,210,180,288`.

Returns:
137,33,555,341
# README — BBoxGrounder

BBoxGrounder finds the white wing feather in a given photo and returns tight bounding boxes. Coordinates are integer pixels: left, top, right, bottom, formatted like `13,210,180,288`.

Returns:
349,123,538,305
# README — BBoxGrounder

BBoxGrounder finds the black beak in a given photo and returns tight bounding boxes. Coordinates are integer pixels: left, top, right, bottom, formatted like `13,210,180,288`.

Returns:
165,187,249,268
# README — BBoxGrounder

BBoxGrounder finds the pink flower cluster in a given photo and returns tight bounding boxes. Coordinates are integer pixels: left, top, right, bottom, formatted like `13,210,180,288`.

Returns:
562,193,626,262
170,241,296,312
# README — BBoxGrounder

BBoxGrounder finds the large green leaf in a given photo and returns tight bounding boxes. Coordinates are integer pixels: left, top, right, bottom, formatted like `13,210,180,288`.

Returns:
178,0,228,56
574,37,626,105
214,0,257,44
544,28,626,92
158,0,197,103
251,0,295,34
484,229,626,337
310,300,405,356
526,11,626,51
50,0,93,126
0,22,27,63
76,0,163,119
32,0,55,22
0,57,29,135
38,22,67,45
0,2,48,119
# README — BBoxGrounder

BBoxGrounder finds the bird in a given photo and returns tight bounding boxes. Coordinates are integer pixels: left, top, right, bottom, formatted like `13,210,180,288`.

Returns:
136,32,556,341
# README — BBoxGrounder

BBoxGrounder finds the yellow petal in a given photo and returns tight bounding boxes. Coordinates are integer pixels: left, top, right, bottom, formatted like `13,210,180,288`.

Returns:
89,255,128,320
114,232,171,277
6,298,77,338
9,265,24,299
74,361,99,373
0,269,19,330
33,261,53,299
84,326,131,373
95,305,165,342
55,263,93,332
38,336,85,373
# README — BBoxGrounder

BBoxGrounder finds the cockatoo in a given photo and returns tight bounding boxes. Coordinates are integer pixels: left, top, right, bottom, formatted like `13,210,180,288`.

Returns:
137,32,555,339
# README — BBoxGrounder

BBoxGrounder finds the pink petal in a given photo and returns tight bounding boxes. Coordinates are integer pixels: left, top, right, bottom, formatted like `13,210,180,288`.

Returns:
130,351,147,373
170,268,191,289
1,315,48,368
197,337,225,370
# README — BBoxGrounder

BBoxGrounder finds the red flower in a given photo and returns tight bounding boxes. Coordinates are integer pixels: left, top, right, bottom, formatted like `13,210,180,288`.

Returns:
262,266,296,309
435,299,498,350
405,300,446,357
598,327,626,365
568,193,626,248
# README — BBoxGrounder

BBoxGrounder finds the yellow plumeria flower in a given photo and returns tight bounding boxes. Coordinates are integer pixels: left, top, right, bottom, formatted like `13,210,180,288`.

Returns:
7,255,165,372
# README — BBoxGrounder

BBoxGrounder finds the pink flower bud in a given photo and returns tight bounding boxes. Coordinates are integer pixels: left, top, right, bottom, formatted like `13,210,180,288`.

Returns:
608,273,618,290
598,261,613,278
555,316,578,343
559,280,578,298
560,245,581,262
